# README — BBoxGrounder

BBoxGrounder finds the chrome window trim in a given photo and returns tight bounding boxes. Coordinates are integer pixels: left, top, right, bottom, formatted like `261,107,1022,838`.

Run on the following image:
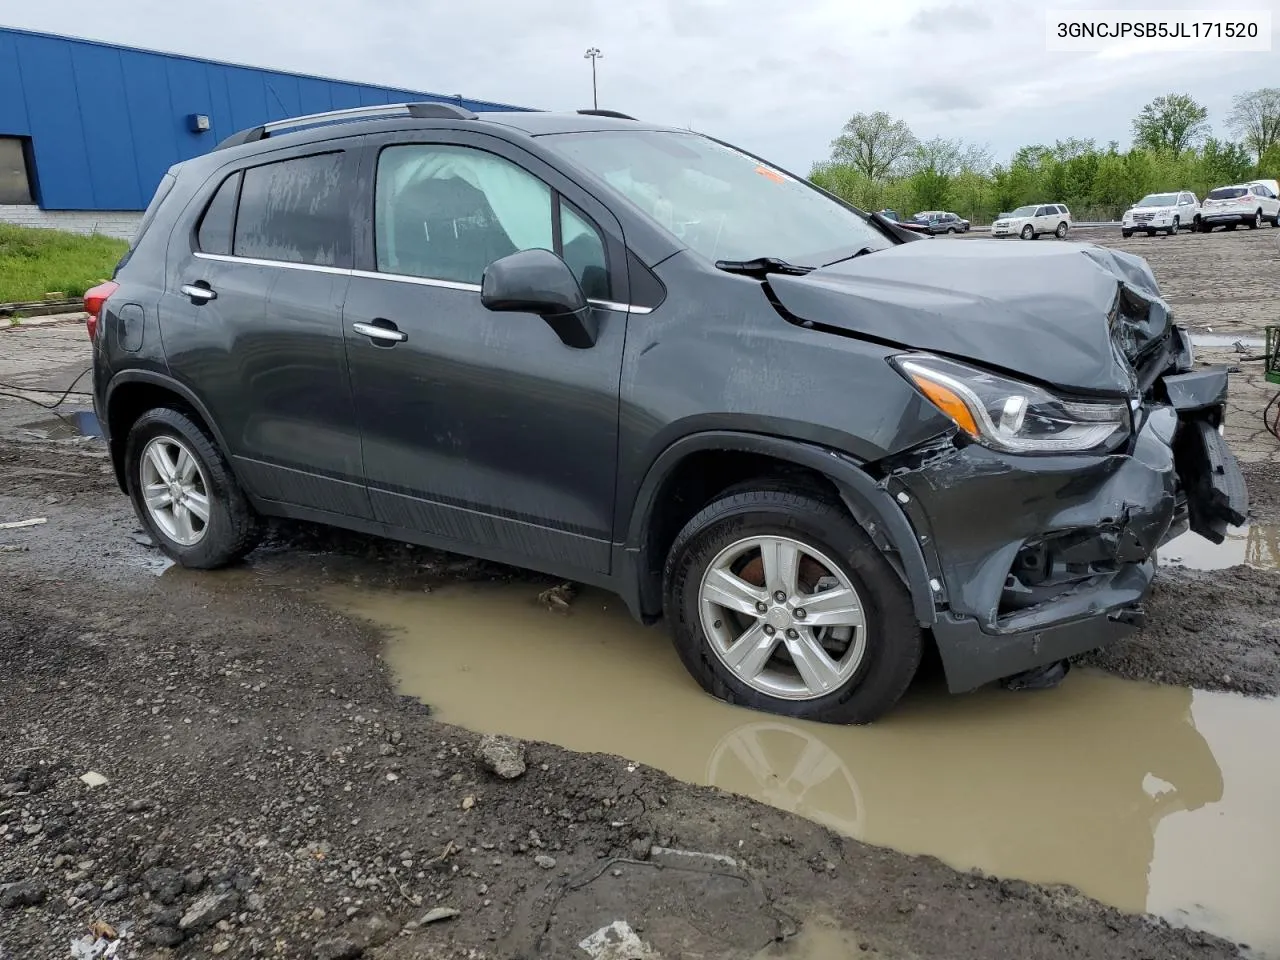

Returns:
192,252,653,313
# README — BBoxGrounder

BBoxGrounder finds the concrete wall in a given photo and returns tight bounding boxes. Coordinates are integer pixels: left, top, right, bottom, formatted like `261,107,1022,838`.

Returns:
0,204,141,239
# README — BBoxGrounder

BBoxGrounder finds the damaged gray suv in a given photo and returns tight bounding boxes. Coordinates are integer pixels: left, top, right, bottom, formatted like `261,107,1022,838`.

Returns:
87,104,1248,724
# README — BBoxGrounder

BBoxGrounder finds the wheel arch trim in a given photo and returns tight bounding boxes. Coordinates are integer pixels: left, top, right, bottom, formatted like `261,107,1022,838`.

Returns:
104,370,241,490
623,430,940,625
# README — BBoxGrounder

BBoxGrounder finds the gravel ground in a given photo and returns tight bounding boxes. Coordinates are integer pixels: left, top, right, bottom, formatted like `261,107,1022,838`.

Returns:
2,228,1278,959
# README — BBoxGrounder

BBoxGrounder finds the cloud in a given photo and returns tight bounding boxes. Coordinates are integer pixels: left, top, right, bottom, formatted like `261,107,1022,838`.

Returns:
907,3,993,34
908,83,986,111
3,0,1274,174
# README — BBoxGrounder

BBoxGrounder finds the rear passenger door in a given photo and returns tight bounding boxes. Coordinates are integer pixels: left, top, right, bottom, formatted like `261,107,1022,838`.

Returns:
341,131,632,578
161,144,372,519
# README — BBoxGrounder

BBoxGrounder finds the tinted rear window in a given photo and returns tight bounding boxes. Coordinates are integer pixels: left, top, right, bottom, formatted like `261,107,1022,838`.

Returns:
233,152,351,266
197,172,241,256
1208,187,1247,200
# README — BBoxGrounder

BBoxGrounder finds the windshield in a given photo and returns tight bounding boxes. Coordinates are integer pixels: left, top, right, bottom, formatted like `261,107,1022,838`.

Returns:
543,130,892,265
1208,187,1247,199
1009,205,1038,217
1137,193,1178,207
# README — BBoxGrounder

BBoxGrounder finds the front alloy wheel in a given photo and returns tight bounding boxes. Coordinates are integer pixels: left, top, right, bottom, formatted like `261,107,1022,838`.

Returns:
663,486,922,724
699,536,868,701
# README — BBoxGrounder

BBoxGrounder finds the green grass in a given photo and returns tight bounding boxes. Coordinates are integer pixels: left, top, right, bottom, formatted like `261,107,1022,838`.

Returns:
0,224,129,304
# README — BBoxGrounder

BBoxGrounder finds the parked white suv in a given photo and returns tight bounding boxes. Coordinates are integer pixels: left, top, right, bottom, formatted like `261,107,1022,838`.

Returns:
1121,191,1200,237
1198,180,1280,232
990,203,1072,239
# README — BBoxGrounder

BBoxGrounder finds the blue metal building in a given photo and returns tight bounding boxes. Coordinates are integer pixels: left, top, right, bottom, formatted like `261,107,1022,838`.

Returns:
0,27,534,213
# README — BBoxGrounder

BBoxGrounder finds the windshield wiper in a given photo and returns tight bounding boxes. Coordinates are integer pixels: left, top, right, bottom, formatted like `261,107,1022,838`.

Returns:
714,257,813,278
820,247,875,267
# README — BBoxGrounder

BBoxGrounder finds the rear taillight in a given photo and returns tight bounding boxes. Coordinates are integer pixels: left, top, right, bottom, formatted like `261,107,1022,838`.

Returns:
83,281,119,341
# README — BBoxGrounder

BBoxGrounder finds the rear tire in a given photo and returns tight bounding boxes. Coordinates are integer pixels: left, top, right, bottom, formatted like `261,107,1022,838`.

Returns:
1055,221,1068,239
1225,223,1237,231
124,407,262,569
1249,210,1262,229
663,488,923,725
1122,229,1133,238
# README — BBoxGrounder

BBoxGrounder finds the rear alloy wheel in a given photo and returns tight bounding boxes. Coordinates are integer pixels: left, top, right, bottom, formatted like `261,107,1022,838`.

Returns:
664,488,922,724
1020,224,1034,240
1055,221,1069,239
125,407,262,569
1249,210,1262,229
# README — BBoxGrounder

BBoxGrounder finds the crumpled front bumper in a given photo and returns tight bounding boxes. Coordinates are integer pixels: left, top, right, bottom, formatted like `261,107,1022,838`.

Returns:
882,334,1248,693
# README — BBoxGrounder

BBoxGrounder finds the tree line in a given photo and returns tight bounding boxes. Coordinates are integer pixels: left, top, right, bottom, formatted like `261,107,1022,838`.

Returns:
808,89,1280,224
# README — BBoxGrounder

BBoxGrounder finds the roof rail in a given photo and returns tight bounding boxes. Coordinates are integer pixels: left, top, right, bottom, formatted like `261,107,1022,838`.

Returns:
576,109,637,120
215,101,479,150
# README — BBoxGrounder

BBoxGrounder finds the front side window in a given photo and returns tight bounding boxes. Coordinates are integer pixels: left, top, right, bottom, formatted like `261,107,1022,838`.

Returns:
233,153,350,266
374,144,609,296
544,130,891,267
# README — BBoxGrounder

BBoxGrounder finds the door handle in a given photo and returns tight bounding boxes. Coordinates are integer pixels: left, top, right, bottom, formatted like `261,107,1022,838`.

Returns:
180,282,216,303
352,320,408,344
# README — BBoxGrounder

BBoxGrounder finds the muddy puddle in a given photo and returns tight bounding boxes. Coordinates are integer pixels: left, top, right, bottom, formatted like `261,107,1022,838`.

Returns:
330,582,1280,956
15,409,102,440
1164,524,1280,571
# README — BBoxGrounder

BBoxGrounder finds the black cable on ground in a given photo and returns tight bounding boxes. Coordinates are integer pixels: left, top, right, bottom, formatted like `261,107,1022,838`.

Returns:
0,366,92,411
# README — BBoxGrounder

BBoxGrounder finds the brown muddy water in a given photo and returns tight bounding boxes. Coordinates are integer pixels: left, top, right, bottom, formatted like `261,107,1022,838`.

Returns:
331,582,1280,957
1164,524,1279,571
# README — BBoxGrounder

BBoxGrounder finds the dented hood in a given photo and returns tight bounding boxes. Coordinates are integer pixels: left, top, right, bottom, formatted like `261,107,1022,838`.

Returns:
767,240,1171,395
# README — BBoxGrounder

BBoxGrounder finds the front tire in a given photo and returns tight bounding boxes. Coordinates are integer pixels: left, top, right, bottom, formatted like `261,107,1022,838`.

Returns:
1167,217,1179,236
1020,225,1034,240
124,407,262,569
663,488,922,725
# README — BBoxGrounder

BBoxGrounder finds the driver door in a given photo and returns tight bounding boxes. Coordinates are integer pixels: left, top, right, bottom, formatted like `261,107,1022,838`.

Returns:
341,132,633,578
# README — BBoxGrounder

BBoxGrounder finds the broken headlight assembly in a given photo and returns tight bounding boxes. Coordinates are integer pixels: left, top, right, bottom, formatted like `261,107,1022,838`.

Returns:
892,354,1131,453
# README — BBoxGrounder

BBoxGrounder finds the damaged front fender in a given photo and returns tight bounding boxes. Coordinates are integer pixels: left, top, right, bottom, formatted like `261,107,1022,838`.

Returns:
881,410,1182,693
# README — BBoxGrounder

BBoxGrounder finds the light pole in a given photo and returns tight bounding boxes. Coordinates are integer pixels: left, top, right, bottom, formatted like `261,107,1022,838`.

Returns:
583,47,602,110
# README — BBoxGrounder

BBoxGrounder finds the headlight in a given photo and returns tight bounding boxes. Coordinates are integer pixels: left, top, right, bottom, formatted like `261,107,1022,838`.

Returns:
892,354,1131,453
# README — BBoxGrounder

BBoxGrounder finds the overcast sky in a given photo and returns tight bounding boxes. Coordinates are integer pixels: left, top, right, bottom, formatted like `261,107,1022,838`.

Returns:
6,0,1279,172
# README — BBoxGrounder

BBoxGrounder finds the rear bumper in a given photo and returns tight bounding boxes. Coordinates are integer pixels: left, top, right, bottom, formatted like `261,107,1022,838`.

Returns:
884,345,1247,693
1201,212,1252,224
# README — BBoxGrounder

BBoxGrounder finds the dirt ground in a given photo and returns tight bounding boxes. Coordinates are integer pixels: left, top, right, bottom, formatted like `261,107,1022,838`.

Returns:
1,227,1278,960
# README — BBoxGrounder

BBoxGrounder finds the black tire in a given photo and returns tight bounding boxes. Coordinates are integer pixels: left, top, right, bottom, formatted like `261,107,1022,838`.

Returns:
1167,217,1178,236
124,407,262,569
1146,230,1156,237
1055,221,1068,239
1225,223,1237,231
1121,229,1133,238
1020,224,1034,240
1199,220,1213,232
1192,215,1201,232
662,487,923,725
1248,210,1262,229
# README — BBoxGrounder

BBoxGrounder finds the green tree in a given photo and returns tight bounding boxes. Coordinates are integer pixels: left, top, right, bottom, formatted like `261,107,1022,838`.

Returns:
1131,94,1210,153
1227,88,1280,159
828,112,917,180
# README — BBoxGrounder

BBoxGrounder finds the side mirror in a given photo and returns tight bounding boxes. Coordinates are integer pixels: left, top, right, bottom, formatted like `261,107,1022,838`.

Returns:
481,249,597,349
